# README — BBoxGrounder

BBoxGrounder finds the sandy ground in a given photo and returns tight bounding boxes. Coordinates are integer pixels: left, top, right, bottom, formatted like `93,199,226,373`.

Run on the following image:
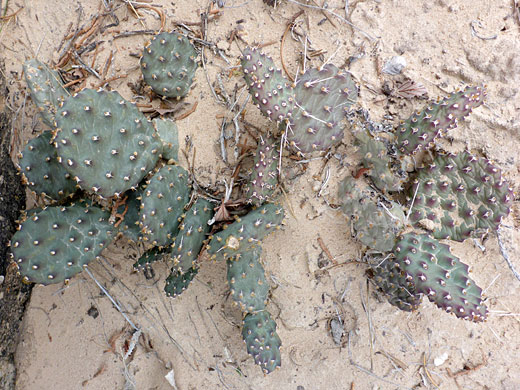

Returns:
1,0,520,389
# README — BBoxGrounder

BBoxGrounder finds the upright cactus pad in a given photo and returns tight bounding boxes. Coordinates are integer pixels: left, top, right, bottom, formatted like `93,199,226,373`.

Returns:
370,259,422,312
244,135,279,206
288,64,357,154
170,197,214,273
227,248,269,313
10,203,115,285
17,131,77,200
164,267,199,298
396,86,486,155
206,203,284,261
153,118,179,162
23,59,69,127
139,165,190,247
409,151,513,241
393,233,487,322
241,47,295,124
140,31,198,99
338,176,406,252
242,311,281,374
54,88,161,198
118,183,145,242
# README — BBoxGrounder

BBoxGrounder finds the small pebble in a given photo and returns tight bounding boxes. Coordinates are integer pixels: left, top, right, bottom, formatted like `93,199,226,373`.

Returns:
434,352,449,366
382,56,407,75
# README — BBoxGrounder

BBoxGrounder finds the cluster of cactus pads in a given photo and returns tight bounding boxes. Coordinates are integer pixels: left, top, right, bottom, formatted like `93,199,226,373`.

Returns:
338,85,513,322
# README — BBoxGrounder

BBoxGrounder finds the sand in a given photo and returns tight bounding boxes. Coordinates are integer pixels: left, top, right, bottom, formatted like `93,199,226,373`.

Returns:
1,0,519,389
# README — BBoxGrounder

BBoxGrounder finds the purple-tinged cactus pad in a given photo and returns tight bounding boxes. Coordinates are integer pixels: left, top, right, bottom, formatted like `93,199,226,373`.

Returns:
410,151,513,241
396,85,486,155
393,233,487,322
244,135,279,206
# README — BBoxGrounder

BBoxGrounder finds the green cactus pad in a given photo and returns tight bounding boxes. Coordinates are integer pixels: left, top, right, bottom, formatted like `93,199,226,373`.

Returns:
241,47,295,124
244,135,279,206
139,165,190,247
117,183,145,242
206,203,284,261
17,131,77,200
54,88,161,198
288,64,357,154
227,248,269,313
354,129,405,192
10,202,116,285
242,310,281,374
394,233,487,322
133,247,166,271
338,176,406,252
396,86,486,155
140,31,198,99
170,197,214,273
370,259,422,312
164,267,198,298
23,59,69,127
153,118,179,162
410,151,513,241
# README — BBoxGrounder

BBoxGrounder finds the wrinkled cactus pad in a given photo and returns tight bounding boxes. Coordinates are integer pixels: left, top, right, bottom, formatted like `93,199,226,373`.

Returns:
393,233,487,322
164,267,199,298
244,135,279,206
10,202,116,285
17,131,77,200
54,88,161,198
140,31,198,99
242,310,281,374
409,151,513,241
133,246,166,271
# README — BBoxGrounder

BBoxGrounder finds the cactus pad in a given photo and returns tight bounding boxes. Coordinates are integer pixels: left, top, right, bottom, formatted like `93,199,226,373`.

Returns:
23,59,69,127
54,88,161,198
206,203,284,261
227,248,269,313
153,118,179,161
396,86,486,155
139,165,190,247
409,151,513,241
117,184,145,242
10,202,115,285
242,311,281,374
244,135,279,206
393,233,487,322
164,267,199,298
17,131,77,200
133,247,165,271
140,31,198,99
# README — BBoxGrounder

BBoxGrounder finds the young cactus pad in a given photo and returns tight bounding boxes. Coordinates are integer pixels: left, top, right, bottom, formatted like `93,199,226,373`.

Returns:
139,165,190,247
393,233,487,322
140,31,198,99
206,203,284,261
396,85,486,155
23,59,69,127
244,135,279,206
17,130,77,200
54,88,161,198
227,248,269,314
242,310,281,374
164,267,199,298
153,118,179,162
10,203,115,285
409,151,513,241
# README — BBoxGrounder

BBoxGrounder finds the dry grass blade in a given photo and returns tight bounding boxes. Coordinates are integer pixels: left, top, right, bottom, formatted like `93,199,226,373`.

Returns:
394,79,428,99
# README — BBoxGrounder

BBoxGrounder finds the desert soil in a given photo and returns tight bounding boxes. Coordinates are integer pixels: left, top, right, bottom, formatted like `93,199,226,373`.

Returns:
1,0,519,389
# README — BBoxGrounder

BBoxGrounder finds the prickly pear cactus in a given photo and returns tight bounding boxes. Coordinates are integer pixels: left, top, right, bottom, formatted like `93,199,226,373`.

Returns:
133,247,165,271
164,267,199,298
241,47,295,124
17,131,77,200
10,202,116,285
242,310,281,374
139,165,190,247
118,183,145,242
140,31,198,99
227,248,269,313
244,135,279,206
153,118,179,162
23,59,69,127
288,64,357,154
393,233,487,322
409,151,513,241
396,86,486,155
170,197,214,273
206,203,284,261
54,88,162,198
370,259,422,312
338,176,406,252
